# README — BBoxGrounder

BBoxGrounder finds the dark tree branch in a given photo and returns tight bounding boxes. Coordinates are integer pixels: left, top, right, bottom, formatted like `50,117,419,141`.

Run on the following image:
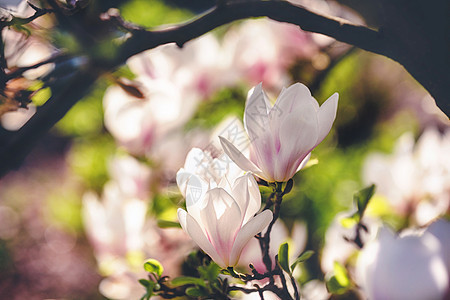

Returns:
110,0,384,67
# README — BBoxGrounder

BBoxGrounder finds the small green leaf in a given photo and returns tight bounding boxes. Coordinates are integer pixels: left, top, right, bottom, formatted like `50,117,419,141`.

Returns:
157,220,181,228
278,242,290,274
199,262,220,281
333,261,350,287
185,287,207,297
143,259,164,277
340,216,358,228
354,184,376,219
139,281,155,300
171,276,206,287
138,279,151,287
326,276,348,295
290,250,314,271
31,87,52,106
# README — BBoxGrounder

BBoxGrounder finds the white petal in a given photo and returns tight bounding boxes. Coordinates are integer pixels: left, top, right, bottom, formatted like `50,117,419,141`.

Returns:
273,83,317,115
316,93,338,145
184,174,209,222
244,83,271,143
229,210,273,266
200,188,242,266
231,174,262,224
296,153,311,172
219,136,264,177
275,103,319,181
178,209,225,267
176,169,190,197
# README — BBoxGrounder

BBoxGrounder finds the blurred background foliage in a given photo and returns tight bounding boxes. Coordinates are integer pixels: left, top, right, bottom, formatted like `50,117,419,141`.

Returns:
0,0,447,299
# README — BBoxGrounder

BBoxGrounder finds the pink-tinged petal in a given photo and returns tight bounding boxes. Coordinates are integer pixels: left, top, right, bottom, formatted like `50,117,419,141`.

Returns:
231,174,262,224
316,93,338,145
274,103,319,181
229,210,273,266
273,83,318,115
200,188,242,266
244,83,271,143
219,137,264,177
177,208,225,267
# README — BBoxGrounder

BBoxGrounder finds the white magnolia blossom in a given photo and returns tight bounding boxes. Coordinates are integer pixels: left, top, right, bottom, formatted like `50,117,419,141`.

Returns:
222,19,320,92
427,219,450,275
356,226,449,300
220,83,338,182
83,181,193,299
363,128,450,225
177,173,273,267
82,183,147,263
176,147,243,199
127,33,236,100
103,78,197,155
108,155,152,200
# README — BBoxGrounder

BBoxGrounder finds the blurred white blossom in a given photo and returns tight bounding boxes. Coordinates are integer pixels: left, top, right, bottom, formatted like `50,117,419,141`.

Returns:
356,226,449,300
363,128,450,225
222,19,320,92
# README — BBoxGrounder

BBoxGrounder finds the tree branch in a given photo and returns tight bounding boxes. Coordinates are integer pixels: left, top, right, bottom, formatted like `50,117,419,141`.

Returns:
111,0,384,67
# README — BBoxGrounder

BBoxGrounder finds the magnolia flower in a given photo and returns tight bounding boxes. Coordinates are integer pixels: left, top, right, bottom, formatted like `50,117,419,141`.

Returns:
220,83,338,182
222,19,320,91
363,128,450,225
177,173,273,267
127,33,236,100
108,155,152,200
427,219,450,274
103,78,197,155
356,227,449,300
82,183,148,261
176,147,243,200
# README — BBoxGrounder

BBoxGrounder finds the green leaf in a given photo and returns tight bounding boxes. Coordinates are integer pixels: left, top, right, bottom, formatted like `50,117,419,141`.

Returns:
138,279,151,287
290,250,314,271
333,261,350,287
171,276,206,287
340,216,358,228
185,287,208,297
143,259,164,277
157,220,181,228
278,242,290,274
31,87,51,106
326,261,351,295
139,281,155,300
326,276,348,295
198,262,220,281
354,184,376,219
